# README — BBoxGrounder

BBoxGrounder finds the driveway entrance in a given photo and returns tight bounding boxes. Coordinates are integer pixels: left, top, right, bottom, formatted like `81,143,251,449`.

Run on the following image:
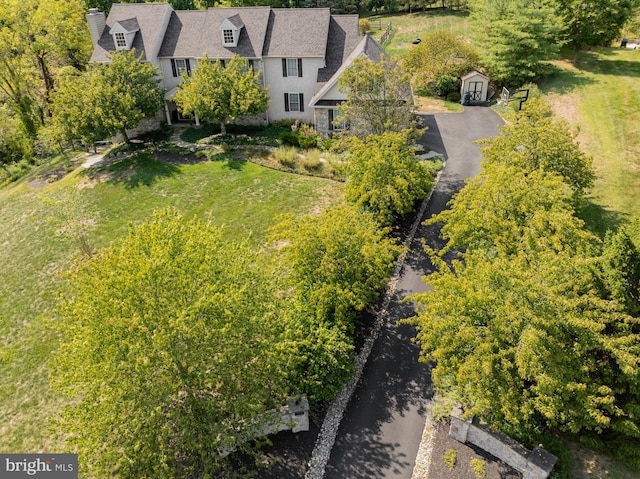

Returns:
323,107,504,479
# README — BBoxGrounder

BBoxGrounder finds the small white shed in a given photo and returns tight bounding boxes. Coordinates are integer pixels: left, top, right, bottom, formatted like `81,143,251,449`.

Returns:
461,70,490,103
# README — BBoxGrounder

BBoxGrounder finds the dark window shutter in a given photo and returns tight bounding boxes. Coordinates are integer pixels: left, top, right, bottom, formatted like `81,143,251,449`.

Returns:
299,93,304,112
282,59,287,77
186,59,191,76
248,59,254,71
171,59,177,77
284,93,289,112
297,58,302,77
328,109,334,130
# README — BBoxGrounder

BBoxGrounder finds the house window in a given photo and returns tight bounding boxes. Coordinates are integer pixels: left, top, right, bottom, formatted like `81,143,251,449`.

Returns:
282,58,303,78
329,108,347,131
284,93,304,112
223,29,234,44
171,58,192,77
115,32,127,48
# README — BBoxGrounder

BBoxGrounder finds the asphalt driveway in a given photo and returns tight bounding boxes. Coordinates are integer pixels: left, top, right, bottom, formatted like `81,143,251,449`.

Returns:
324,106,504,479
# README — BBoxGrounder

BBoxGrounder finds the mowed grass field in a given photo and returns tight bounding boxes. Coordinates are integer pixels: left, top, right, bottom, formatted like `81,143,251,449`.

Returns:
540,48,640,234
0,152,343,452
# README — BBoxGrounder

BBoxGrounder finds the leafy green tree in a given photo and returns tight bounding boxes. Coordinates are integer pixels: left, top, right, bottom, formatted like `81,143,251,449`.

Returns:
269,204,402,334
51,210,291,478
402,31,479,97
51,50,164,143
430,162,593,257
479,98,595,196
0,0,90,139
345,131,435,225
408,246,640,445
337,56,416,137
596,227,640,316
175,54,269,135
469,0,563,86
553,0,639,50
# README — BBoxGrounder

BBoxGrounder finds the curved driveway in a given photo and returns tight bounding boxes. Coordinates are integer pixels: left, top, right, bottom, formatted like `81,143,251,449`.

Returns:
324,107,504,479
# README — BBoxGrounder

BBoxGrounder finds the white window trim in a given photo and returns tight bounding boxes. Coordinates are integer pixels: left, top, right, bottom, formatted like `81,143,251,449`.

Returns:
288,93,301,112
286,58,299,77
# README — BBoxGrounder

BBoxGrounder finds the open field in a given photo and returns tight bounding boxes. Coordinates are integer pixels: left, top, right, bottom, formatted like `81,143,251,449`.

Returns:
539,48,640,235
0,151,343,453
367,9,471,58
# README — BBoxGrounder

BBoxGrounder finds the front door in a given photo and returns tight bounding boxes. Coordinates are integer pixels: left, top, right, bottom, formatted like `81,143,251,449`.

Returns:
469,81,483,101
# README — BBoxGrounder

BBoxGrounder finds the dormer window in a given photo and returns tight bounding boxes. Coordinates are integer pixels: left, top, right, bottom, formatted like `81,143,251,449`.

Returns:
115,32,127,48
223,29,234,45
109,18,139,51
219,15,244,48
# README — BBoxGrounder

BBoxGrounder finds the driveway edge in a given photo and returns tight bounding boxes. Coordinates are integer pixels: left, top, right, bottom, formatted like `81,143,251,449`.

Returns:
305,164,445,479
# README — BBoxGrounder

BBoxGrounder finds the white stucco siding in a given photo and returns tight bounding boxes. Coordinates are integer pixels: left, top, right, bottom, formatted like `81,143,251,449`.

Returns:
321,81,347,101
263,57,324,123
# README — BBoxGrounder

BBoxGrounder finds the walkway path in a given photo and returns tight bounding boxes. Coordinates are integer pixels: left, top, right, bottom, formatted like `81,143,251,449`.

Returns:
322,107,504,479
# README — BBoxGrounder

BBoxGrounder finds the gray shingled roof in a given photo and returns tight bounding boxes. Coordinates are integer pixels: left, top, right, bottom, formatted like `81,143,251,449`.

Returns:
227,13,244,29
316,15,359,84
159,7,271,59
263,8,331,58
116,17,140,32
309,33,390,106
91,3,172,62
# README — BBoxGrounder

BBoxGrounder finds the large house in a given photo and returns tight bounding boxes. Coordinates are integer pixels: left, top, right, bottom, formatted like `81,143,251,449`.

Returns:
86,4,388,134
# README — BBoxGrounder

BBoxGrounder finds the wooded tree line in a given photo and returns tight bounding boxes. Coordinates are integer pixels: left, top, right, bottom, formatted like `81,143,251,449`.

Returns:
407,95,640,470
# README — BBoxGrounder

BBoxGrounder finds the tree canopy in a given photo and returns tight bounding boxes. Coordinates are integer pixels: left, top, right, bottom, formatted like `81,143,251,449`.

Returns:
174,54,269,134
51,210,291,478
469,0,563,87
402,31,479,98
337,56,416,137
51,50,164,143
344,130,435,225
478,98,595,196
553,0,639,50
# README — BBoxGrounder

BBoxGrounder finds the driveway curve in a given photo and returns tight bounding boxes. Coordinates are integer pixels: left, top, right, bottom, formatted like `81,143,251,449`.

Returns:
323,106,504,479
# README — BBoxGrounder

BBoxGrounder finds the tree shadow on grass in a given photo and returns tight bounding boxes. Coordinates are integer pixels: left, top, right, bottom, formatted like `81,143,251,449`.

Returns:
578,198,627,238
82,152,181,189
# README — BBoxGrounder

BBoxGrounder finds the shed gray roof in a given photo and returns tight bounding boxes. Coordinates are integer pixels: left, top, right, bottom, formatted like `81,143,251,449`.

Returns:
91,3,172,62
263,8,331,58
159,7,271,59
226,13,245,29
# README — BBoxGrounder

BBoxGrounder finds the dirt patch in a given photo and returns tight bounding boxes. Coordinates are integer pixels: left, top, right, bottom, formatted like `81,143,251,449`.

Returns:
569,441,640,479
427,419,522,479
27,164,76,189
154,150,205,165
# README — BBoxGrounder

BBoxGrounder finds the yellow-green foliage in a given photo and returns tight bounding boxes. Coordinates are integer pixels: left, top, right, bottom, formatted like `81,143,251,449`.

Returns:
444,448,457,471
471,459,486,479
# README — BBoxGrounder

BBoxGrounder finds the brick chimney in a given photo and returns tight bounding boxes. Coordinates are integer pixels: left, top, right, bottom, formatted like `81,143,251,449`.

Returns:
86,8,106,44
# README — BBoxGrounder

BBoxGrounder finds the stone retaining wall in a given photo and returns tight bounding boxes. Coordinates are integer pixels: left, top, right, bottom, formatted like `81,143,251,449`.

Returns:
449,407,556,479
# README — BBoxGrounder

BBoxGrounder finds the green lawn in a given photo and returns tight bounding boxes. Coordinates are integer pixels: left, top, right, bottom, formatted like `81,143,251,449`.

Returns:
0,151,343,453
539,48,640,235
366,9,471,58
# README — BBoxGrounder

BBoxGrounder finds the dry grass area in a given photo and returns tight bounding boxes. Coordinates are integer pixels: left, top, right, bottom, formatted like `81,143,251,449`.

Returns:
569,442,640,479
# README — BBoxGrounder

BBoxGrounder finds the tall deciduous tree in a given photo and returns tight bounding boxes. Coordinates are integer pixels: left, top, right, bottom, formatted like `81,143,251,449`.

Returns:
345,131,435,225
553,0,639,50
469,0,563,86
270,204,402,335
408,246,640,445
51,210,290,478
175,54,269,134
0,0,90,139
337,56,416,137
51,50,164,143
479,98,595,196
402,31,479,98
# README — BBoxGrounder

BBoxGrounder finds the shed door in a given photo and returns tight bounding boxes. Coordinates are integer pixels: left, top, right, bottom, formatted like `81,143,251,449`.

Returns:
469,81,483,101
